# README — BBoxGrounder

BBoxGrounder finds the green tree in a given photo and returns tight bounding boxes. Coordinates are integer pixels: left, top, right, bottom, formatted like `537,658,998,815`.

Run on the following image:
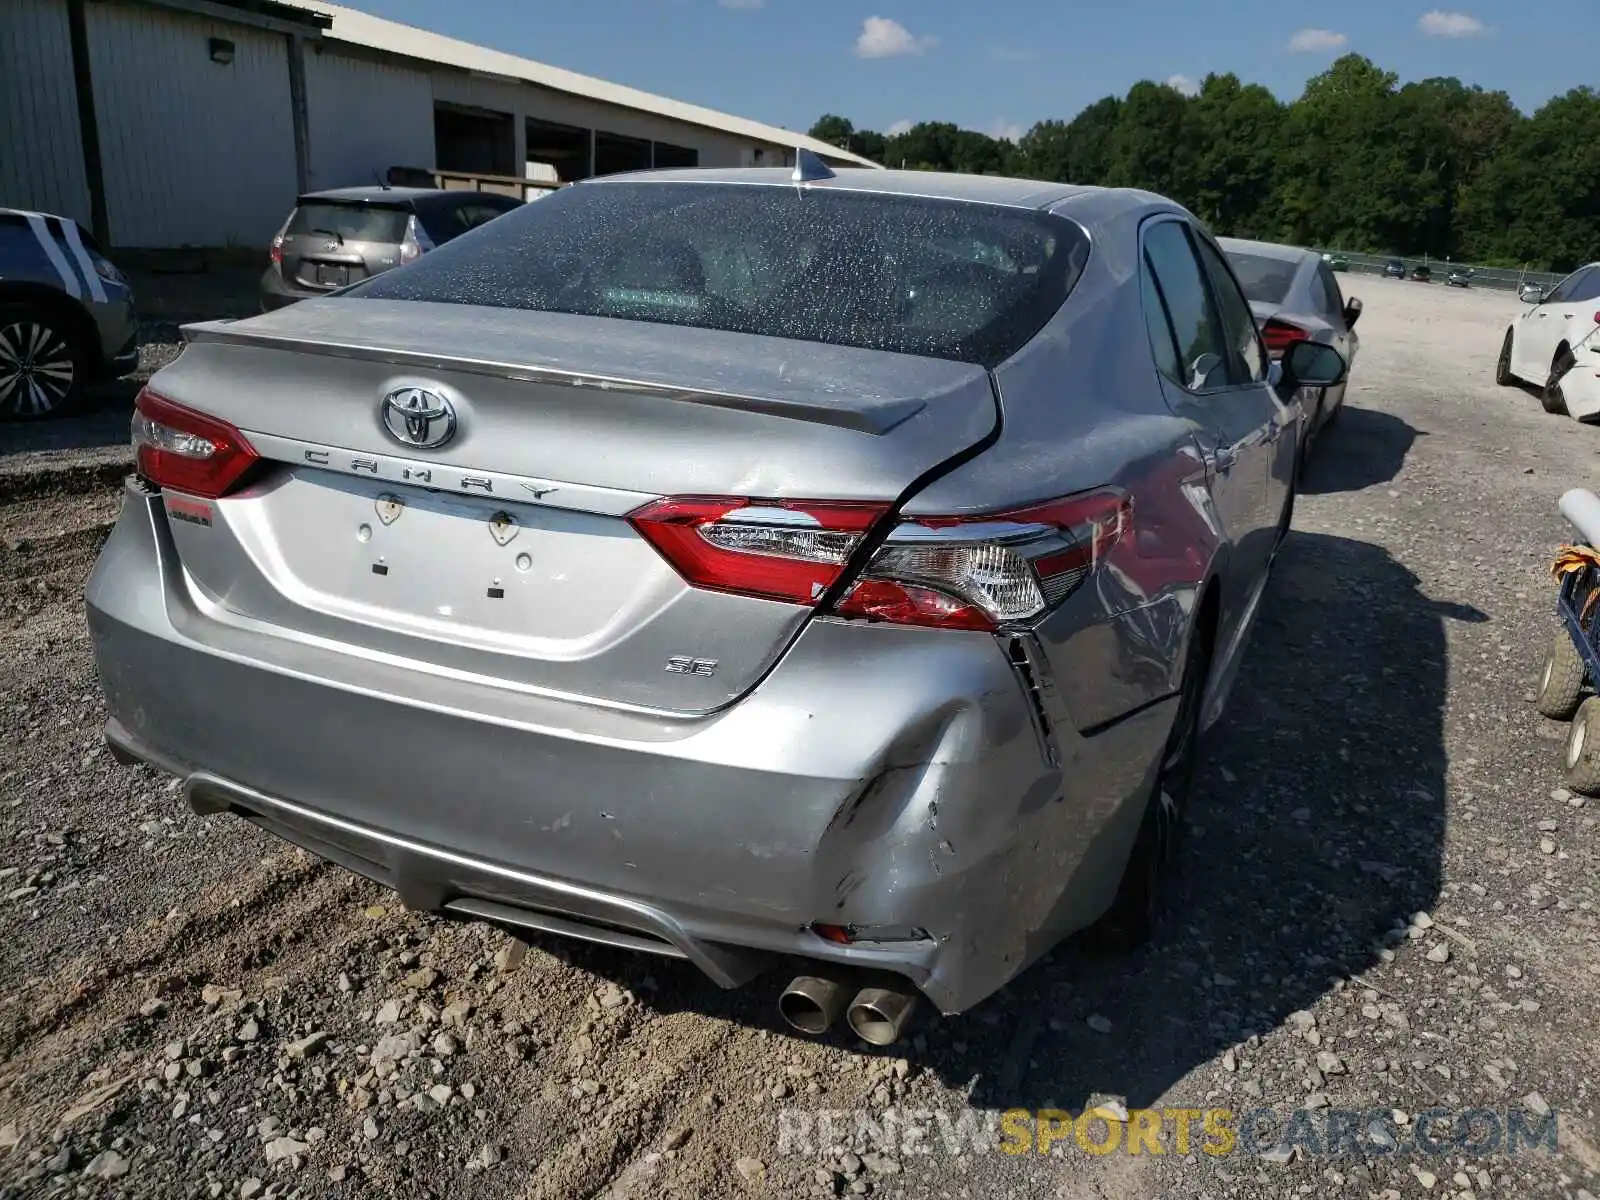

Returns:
808,114,855,151
1105,81,1198,203
1188,74,1283,237
807,62,1592,267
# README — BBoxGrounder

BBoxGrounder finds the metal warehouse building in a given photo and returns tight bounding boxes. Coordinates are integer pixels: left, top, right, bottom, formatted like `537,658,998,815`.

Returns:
1,0,879,250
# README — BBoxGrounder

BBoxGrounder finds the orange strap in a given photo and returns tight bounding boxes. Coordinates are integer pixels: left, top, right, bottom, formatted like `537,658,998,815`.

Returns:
1553,545,1600,622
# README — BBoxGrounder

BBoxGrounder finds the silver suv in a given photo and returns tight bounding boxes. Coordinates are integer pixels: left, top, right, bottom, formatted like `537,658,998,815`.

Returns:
260,187,524,310
0,207,138,420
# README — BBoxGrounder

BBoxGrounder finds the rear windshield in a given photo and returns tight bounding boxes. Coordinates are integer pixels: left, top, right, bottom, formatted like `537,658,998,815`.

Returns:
346,182,1091,366
288,202,410,243
1224,252,1298,305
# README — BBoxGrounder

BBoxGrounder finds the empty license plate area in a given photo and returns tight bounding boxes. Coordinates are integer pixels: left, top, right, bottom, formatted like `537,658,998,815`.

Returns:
217,470,681,655
314,263,348,289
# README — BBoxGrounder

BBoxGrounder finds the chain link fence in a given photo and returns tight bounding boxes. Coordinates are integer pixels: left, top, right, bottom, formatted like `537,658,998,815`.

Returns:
1310,249,1564,294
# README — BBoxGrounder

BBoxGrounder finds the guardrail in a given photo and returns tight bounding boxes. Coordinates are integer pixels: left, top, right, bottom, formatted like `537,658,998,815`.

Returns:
1313,249,1564,293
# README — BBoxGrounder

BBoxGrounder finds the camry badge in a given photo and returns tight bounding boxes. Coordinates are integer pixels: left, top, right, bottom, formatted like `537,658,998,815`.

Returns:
381,387,457,449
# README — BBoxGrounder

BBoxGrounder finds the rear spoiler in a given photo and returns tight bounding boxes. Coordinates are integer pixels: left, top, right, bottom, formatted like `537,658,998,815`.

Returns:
176,316,931,437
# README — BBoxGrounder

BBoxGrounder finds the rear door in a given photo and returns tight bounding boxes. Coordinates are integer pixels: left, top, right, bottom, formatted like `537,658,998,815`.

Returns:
415,195,522,248
278,200,412,294
1307,260,1356,408
1141,218,1281,621
1517,267,1591,380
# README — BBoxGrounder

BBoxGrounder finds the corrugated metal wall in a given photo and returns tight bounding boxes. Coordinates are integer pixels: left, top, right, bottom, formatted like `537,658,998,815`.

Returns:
86,2,298,247
304,46,434,191
0,0,92,224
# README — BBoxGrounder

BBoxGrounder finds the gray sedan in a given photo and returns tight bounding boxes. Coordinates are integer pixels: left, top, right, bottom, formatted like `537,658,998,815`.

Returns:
1220,236,1362,453
87,160,1344,1043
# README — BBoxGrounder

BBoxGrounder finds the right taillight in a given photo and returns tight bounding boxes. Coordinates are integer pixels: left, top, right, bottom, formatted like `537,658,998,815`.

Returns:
836,489,1131,632
1261,318,1309,358
132,388,260,499
628,497,889,605
630,488,1130,634
398,214,433,264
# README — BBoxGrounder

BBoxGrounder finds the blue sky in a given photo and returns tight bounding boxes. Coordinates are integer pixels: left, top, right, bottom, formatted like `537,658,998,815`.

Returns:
350,1,1588,140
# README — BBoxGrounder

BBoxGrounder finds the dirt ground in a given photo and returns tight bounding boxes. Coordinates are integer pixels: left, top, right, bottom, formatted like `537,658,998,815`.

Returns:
1,274,1598,1200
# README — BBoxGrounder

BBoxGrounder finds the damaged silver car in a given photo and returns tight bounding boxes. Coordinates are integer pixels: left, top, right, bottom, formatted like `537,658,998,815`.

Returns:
87,156,1345,1044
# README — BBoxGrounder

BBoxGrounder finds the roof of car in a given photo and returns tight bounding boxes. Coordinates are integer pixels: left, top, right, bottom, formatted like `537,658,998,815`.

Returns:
297,187,452,203
1216,236,1317,263
586,167,1109,211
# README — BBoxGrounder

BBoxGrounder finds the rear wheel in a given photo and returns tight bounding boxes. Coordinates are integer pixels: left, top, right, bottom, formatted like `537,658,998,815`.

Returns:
1537,628,1587,720
1083,619,1211,953
1542,348,1574,415
0,303,88,421
1495,328,1515,386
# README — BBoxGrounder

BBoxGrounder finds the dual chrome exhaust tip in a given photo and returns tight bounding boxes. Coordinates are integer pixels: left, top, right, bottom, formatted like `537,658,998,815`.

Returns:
779,975,919,1045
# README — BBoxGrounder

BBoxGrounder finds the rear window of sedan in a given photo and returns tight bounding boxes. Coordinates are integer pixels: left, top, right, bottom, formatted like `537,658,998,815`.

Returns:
287,202,410,243
1224,252,1299,305
345,182,1091,367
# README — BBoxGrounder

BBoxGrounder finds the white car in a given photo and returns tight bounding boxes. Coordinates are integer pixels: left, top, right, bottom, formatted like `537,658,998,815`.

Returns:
1497,262,1600,419
1219,237,1362,454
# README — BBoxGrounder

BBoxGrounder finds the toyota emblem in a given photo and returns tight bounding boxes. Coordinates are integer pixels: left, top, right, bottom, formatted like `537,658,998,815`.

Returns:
381,387,457,449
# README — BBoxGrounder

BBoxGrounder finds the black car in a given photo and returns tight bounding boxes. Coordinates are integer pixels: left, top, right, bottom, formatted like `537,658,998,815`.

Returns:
1384,258,1406,279
260,187,524,311
1410,263,1433,282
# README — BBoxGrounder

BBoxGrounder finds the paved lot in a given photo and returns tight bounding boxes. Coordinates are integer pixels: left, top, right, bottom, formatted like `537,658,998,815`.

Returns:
1,277,1598,1199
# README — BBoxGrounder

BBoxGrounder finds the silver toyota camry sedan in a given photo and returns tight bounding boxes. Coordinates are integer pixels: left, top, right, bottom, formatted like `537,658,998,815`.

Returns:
87,157,1345,1045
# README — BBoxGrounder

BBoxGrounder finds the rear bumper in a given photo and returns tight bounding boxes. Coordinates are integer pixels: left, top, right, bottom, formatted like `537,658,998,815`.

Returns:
1564,353,1600,421
87,481,1172,1013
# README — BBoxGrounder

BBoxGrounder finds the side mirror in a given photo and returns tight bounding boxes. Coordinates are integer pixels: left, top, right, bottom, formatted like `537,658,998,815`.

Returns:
1343,296,1363,329
1280,340,1348,391
1521,285,1546,304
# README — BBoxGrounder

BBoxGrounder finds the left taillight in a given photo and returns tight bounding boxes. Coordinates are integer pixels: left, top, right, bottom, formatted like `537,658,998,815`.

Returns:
132,388,260,499
269,233,283,265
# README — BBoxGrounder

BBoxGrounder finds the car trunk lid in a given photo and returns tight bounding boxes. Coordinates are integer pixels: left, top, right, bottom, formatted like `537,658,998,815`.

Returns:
280,201,413,292
147,299,997,713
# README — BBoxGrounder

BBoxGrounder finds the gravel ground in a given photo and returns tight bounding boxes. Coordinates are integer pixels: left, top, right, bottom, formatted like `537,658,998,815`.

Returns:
2,277,1598,1200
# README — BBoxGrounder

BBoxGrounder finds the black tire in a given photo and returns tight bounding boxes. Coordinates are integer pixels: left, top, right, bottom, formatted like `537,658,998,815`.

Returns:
1537,629,1587,720
1495,328,1515,386
0,302,89,421
1083,619,1211,954
1542,348,1574,416
1565,697,1600,796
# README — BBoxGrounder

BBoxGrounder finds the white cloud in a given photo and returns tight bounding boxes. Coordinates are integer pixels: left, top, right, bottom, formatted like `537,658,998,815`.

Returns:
1166,73,1200,97
988,120,1024,142
1288,27,1348,52
719,0,765,8
1419,10,1485,36
854,16,937,59
885,118,914,136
